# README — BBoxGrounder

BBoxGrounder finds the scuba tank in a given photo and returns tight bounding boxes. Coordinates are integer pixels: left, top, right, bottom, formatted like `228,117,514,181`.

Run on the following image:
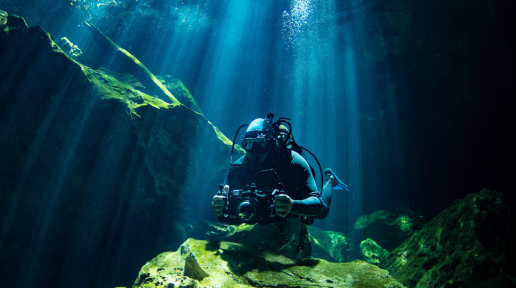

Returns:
227,113,325,252
265,112,324,192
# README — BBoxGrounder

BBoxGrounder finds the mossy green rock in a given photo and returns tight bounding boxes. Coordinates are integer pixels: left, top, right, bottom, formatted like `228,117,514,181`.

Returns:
157,75,202,114
190,219,312,259
360,239,390,265
381,189,516,287
0,21,244,286
309,226,353,263
354,210,423,252
79,60,241,215
132,238,404,288
191,221,254,241
99,68,203,115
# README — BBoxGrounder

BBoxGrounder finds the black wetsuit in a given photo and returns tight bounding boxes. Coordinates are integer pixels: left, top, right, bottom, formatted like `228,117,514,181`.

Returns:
224,149,323,217
280,136,333,219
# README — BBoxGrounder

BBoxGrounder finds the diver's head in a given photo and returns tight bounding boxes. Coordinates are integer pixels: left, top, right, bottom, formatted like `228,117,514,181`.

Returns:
276,124,290,148
278,124,289,135
242,118,276,160
0,11,8,27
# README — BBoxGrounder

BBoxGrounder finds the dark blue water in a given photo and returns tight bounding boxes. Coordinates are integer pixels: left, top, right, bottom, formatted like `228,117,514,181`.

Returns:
0,0,514,287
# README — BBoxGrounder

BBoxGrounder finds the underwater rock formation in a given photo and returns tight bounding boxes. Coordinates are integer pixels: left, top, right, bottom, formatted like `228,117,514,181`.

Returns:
359,238,390,265
353,209,423,252
189,220,312,259
156,75,202,114
84,21,184,108
60,37,83,57
99,69,203,120
308,226,353,263
0,19,241,210
381,189,516,287
132,238,404,288
0,10,27,33
190,221,249,241
0,17,243,287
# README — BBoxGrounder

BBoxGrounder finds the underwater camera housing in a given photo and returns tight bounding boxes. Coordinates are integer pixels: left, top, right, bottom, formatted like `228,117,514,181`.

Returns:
217,169,286,225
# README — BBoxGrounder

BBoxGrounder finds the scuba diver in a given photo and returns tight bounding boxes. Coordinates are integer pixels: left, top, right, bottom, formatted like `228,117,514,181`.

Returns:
212,117,322,220
211,113,348,257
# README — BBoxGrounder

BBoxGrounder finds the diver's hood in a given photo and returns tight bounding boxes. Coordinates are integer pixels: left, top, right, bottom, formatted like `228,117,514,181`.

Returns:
244,118,276,140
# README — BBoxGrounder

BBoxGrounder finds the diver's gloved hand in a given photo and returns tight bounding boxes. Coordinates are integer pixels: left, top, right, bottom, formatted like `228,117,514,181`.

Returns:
212,185,229,217
274,194,294,218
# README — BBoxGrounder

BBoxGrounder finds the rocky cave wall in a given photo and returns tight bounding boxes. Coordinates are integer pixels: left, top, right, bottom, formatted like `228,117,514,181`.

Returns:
0,21,242,288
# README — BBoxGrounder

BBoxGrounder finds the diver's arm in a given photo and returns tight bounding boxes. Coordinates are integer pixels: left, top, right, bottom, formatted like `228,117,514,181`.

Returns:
291,196,322,216
213,156,246,217
288,152,323,217
222,155,247,188
212,185,228,216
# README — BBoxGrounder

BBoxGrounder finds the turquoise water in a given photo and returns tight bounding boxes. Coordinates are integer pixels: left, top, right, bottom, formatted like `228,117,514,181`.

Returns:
0,0,514,287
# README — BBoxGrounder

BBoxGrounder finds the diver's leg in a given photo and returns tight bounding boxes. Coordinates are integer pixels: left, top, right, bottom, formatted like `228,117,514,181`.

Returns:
321,179,333,207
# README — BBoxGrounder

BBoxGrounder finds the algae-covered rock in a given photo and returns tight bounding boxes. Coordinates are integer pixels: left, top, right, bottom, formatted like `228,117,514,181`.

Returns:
0,20,243,287
308,226,353,263
360,238,390,265
0,10,7,31
0,11,27,33
354,209,423,252
78,45,243,216
132,238,405,288
190,219,312,259
381,189,516,287
98,68,203,117
191,221,252,241
60,37,82,57
84,21,180,106
157,75,203,115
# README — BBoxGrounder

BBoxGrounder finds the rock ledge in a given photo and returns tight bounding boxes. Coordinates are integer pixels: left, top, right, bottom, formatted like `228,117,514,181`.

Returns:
132,238,404,288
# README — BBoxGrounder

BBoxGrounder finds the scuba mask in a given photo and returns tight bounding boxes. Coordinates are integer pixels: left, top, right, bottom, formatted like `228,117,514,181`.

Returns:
241,119,276,154
242,137,267,151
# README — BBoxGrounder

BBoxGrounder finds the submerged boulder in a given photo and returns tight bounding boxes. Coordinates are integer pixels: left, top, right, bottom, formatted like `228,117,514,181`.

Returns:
0,19,242,287
190,219,312,259
78,59,240,217
308,226,353,263
190,221,252,241
360,238,390,265
354,209,424,252
132,238,404,288
381,189,516,287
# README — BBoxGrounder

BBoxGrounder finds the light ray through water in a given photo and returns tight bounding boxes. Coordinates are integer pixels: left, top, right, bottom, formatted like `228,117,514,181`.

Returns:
0,0,412,286
282,0,365,234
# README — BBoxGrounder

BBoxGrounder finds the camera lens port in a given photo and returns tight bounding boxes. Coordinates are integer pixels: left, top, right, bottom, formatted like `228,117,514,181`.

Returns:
237,200,256,221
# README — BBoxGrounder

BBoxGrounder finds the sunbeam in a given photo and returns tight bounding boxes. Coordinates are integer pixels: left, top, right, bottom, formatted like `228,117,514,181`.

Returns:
1,0,515,287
